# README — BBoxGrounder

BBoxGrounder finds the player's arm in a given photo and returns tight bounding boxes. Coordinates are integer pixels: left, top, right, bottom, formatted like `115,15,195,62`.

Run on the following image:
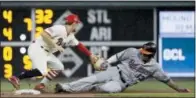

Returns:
68,34,98,64
107,48,132,64
165,79,190,92
152,67,190,93
106,50,126,64
106,54,118,64
41,26,64,52
76,42,98,64
76,42,91,57
41,31,57,48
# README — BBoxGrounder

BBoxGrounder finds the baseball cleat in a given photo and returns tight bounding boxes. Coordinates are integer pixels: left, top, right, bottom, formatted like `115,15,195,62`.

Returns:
8,76,20,90
55,83,64,93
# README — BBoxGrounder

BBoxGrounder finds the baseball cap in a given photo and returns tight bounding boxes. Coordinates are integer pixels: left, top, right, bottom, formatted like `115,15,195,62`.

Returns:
139,48,153,55
65,14,80,24
139,42,156,57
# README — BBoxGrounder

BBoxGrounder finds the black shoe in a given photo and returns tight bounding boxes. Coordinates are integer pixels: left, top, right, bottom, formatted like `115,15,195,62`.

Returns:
55,83,64,93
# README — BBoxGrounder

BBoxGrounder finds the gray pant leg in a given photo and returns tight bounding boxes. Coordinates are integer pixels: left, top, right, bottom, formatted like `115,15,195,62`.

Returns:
60,75,97,92
95,67,125,93
60,67,117,92
95,81,122,93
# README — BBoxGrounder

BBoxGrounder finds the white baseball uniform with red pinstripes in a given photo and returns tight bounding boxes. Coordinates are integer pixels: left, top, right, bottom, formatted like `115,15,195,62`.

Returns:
28,25,79,76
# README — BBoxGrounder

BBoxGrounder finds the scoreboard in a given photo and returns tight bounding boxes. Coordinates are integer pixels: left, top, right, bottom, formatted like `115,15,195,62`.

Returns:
0,7,154,78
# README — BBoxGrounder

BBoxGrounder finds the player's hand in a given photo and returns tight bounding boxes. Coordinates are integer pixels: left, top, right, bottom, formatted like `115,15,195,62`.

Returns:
177,88,190,93
90,54,99,64
56,45,64,53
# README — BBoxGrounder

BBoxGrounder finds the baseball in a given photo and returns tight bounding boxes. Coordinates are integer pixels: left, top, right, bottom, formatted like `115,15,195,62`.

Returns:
93,58,106,71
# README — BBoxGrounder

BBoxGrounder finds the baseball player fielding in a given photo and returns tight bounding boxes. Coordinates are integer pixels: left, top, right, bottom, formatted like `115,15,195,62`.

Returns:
7,14,99,92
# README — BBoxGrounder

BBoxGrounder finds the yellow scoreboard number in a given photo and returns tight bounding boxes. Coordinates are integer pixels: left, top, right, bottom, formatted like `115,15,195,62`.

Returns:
3,47,13,78
35,9,53,24
23,55,32,70
24,18,32,32
2,10,13,41
35,9,53,38
3,28,12,41
2,10,13,78
23,9,53,38
2,8,53,78
3,47,33,78
3,47,12,61
4,64,12,78
3,10,12,23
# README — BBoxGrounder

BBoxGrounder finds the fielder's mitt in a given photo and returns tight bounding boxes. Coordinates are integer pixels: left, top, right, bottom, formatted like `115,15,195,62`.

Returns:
93,57,109,71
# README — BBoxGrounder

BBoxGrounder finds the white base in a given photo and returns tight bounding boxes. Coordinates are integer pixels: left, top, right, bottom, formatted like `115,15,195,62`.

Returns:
14,89,41,95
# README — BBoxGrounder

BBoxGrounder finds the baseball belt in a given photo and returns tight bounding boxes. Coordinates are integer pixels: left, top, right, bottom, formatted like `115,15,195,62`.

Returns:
32,40,49,52
117,66,129,87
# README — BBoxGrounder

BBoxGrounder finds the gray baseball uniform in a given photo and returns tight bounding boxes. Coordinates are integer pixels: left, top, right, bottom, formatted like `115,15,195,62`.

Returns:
59,48,170,93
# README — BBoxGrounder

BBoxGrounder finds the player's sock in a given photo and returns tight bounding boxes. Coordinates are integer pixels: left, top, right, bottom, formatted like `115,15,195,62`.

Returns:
41,70,60,84
17,69,42,80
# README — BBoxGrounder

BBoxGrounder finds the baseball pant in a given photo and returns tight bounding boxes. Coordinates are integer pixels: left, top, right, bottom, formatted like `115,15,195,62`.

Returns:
28,41,64,75
59,67,127,93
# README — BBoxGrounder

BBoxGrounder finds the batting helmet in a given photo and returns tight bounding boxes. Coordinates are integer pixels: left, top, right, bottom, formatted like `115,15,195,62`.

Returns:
65,14,80,24
140,42,156,58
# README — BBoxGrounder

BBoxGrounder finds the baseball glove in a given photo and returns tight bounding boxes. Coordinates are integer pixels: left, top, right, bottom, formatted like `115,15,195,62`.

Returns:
93,57,109,71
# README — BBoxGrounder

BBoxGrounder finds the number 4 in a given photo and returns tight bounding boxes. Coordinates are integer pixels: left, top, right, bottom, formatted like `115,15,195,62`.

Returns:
3,10,12,23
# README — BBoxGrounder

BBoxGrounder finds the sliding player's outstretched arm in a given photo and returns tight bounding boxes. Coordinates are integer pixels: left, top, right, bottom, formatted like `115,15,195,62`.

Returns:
166,79,190,92
152,65,190,93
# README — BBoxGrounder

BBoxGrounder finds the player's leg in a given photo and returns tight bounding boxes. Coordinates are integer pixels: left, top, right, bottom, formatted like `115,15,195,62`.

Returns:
35,54,64,90
8,42,48,89
55,74,98,93
93,68,125,93
95,81,122,93
55,67,118,93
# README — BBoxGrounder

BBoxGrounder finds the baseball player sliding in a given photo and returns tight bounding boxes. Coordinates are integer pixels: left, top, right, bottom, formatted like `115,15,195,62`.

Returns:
55,42,190,93
8,14,98,91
